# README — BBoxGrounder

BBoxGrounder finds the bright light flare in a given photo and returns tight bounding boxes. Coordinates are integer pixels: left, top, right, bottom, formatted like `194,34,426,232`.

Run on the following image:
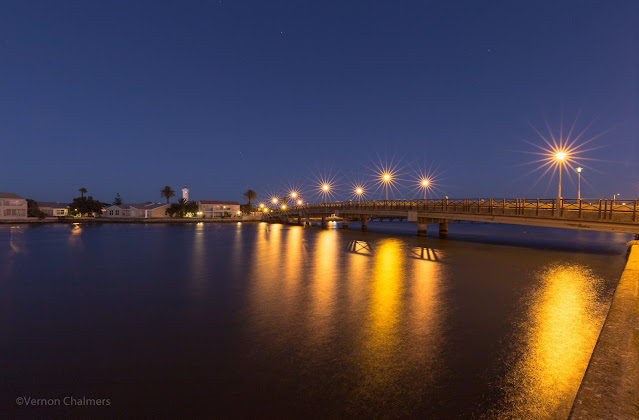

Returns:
520,115,610,193
297,199,303,205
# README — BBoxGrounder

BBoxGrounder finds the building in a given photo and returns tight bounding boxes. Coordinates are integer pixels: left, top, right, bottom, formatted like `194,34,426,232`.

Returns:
200,200,241,218
0,192,28,219
37,202,70,217
103,203,171,218
182,187,189,201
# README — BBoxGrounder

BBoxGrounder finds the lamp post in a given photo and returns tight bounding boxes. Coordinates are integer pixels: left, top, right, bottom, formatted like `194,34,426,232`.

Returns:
322,184,329,205
382,173,391,202
555,152,566,202
576,167,583,200
421,179,429,201
355,187,363,204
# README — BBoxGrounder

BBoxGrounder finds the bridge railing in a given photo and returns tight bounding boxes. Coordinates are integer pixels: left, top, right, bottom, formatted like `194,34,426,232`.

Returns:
268,198,638,223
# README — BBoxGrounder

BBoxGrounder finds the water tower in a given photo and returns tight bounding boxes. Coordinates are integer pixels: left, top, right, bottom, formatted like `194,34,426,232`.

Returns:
182,187,189,202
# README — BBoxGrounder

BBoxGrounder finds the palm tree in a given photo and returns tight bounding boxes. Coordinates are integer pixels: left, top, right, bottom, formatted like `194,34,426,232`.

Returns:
160,186,175,204
243,189,257,207
78,187,87,199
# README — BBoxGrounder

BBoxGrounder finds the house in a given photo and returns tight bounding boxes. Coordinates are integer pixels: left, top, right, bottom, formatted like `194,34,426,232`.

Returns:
200,200,241,218
37,202,70,217
103,203,171,218
0,192,28,219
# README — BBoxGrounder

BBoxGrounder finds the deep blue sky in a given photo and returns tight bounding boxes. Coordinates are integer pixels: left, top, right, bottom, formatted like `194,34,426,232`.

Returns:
2,1,637,203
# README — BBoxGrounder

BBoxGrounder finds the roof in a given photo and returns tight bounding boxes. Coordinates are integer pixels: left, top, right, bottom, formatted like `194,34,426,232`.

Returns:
105,202,169,210
0,192,25,199
200,200,240,205
37,201,70,208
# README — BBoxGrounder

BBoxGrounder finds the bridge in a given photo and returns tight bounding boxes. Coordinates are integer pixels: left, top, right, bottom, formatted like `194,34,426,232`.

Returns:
264,198,639,236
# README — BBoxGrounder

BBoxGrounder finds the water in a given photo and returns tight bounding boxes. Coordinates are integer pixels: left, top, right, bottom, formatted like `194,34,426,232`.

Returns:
0,221,631,418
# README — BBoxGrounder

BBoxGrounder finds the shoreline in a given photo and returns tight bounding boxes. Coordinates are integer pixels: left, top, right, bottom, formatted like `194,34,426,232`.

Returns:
0,217,262,224
569,241,639,419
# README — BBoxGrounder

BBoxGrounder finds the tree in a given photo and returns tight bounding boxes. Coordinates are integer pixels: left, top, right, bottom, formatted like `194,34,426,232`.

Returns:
78,187,87,198
113,193,123,205
68,196,105,216
160,186,175,204
26,199,46,219
167,199,199,218
243,189,257,207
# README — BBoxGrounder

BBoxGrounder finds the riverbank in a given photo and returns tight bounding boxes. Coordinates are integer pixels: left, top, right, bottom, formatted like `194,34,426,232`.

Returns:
570,241,639,419
0,216,262,224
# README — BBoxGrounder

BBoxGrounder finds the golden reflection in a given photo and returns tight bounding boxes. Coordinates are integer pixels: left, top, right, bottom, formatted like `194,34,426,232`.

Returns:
188,221,207,300
309,230,338,344
68,223,82,246
499,263,607,419
360,239,403,393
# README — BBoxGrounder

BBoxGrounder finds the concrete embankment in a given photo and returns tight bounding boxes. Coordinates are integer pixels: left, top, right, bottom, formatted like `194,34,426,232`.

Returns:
570,241,639,419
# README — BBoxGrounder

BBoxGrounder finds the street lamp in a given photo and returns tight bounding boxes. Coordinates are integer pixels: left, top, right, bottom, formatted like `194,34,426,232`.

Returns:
271,197,278,205
613,193,621,201
355,187,363,204
421,179,429,201
322,183,329,204
281,204,287,210
382,173,391,201
576,167,583,200
555,151,567,201
297,199,302,205
290,191,297,199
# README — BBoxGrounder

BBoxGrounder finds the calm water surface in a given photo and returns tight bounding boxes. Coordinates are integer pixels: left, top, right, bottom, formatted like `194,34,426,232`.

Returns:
0,221,630,418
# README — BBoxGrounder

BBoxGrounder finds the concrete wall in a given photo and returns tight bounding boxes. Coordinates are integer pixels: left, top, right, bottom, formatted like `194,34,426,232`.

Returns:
570,241,639,419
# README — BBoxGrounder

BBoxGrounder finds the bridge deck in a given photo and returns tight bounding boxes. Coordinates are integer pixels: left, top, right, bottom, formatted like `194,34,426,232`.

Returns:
266,198,639,234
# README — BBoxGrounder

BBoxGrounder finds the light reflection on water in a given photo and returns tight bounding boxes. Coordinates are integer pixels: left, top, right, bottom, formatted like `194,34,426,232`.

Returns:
0,222,628,417
496,264,607,419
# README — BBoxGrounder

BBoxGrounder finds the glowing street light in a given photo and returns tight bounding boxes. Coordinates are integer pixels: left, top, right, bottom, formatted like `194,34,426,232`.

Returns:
555,151,567,201
271,197,278,205
290,191,298,199
382,173,391,201
576,167,583,200
259,203,264,208
321,183,330,204
421,179,430,200
281,204,287,210
297,199,303,205
355,187,363,204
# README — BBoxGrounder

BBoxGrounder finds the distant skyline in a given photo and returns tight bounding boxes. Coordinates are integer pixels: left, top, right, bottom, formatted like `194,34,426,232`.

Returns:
1,1,637,203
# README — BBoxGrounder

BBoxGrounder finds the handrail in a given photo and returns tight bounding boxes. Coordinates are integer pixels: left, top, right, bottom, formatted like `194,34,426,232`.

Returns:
262,198,639,223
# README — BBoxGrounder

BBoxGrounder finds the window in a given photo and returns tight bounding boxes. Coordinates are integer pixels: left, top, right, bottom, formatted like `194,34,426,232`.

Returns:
115,210,120,216
3,200,23,207
3,209,25,216
109,210,114,215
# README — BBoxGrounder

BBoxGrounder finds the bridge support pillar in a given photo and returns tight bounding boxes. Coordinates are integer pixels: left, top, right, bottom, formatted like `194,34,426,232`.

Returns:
305,216,310,227
417,217,428,236
361,217,368,232
342,219,349,229
321,215,327,229
439,222,448,237
297,216,301,225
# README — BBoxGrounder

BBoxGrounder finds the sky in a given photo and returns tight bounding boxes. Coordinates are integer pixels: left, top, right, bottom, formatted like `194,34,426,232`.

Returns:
1,1,638,204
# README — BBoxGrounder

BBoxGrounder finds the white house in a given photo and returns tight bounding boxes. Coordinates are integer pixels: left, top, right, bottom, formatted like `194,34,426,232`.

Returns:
37,202,69,217
0,192,28,219
200,200,241,218
103,203,171,218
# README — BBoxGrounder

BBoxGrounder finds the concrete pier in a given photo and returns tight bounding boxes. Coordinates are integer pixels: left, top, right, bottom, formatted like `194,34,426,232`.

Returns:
305,215,310,227
439,222,448,237
417,217,428,236
342,219,349,229
361,217,367,232
321,215,327,229
569,241,639,419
